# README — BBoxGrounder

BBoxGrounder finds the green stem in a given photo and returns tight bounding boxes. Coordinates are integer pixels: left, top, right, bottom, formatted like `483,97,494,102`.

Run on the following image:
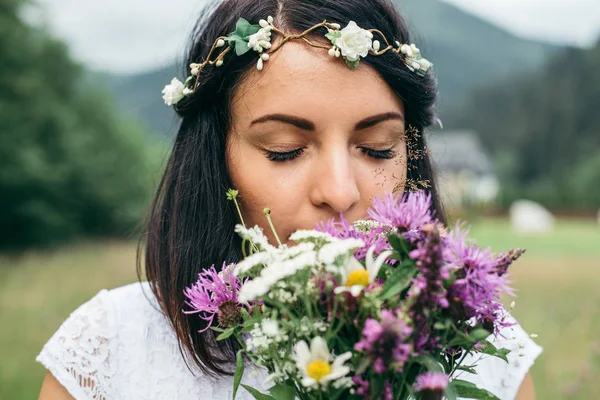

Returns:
233,197,246,228
263,208,282,246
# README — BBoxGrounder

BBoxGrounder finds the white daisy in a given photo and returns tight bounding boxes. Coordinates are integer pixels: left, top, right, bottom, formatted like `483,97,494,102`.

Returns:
334,246,392,296
293,337,352,388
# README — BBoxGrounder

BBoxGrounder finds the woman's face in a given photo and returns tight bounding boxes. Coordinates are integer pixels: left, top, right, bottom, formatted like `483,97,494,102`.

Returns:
227,41,407,244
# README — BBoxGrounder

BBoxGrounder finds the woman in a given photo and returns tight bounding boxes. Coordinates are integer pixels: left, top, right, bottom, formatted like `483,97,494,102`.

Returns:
37,0,541,398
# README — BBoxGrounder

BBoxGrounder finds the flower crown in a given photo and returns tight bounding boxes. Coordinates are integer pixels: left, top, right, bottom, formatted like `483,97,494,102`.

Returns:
162,17,433,106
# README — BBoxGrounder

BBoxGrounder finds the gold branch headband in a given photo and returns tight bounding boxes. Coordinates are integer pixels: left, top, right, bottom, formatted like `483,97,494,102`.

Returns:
162,17,433,106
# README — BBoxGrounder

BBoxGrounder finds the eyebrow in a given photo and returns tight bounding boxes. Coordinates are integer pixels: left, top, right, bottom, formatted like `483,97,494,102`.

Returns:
249,112,404,131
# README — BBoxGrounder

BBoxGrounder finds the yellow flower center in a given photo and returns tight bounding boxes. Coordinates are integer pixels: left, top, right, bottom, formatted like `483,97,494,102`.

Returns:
306,361,331,381
345,269,369,287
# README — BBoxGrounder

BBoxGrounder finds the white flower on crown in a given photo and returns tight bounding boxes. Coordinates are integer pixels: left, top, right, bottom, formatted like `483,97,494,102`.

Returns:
333,21,373,62
161,78,186,106
248,24,273,53
249,16,275,70
400,43,433,74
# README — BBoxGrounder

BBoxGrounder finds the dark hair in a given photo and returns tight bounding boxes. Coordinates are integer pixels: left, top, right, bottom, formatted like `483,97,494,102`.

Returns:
139,0,445,377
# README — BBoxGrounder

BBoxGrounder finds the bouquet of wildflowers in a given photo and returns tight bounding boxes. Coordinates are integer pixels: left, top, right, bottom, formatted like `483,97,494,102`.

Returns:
184,190,524,400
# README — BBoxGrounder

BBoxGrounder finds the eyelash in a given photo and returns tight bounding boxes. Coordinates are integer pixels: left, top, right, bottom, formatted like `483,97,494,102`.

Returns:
265,147,395,162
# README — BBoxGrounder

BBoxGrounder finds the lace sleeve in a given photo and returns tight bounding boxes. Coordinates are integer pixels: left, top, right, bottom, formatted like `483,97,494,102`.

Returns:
458,314,543,399
36,290,116,400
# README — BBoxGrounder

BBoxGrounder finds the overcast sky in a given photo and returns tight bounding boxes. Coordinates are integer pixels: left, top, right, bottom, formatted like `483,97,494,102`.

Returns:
30,0,600,73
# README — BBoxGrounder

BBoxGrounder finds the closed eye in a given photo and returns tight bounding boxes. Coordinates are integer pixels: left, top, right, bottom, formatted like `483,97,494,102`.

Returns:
360,147,396,160
265,148,305,162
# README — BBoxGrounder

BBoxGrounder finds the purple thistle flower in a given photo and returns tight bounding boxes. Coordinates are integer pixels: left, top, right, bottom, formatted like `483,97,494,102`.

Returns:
413,372,448,399
352,375,370,397
406,224,452,351
367,191,434,233
444,223,515,333
355,309,413,373
383,381,393,400
494,248,526,276
183,263,243,332
408,224,451,309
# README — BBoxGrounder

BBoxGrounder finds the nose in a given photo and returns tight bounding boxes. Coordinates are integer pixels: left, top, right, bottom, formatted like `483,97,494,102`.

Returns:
309,145,360,214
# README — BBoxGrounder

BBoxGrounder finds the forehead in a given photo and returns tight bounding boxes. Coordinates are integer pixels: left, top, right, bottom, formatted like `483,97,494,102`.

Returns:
231,41,404,126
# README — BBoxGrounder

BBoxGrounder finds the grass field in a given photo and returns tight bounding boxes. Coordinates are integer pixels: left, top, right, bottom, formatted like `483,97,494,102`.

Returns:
1,219,599,399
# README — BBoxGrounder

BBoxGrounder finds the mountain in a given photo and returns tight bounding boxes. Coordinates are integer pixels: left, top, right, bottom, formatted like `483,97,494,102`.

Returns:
98,0,563,136
448,39,600,208
396,0,562,114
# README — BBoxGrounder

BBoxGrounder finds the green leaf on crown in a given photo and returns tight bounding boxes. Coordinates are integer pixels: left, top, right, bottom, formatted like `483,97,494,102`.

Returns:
345,58,360,69
325,29,341,45
227,18,262,56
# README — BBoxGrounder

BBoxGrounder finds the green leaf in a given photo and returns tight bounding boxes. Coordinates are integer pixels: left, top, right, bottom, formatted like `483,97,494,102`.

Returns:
456,365,478,374
378,260,418,300
494,348,511,363
226,36,251,56
445,381,458,400
241,384,277,400
479,341,511,363
216,326,236,341
232,350,245,400
413,354,444,373
344,58,360,69
447,328,490,348
433,319,451,330
233,18,260,39
388,233,410,255
450,379,500,400
469,328,491,343
226,18,262,57
210,326,226,333
325,30,341,44
268,380,297,400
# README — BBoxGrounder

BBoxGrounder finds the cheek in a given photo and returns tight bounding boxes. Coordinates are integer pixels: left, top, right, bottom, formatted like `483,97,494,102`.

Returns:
356,147,408,201
226,137,310,228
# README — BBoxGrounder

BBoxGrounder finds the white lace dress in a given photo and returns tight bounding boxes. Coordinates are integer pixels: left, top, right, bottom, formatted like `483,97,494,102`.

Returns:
37,282,542,400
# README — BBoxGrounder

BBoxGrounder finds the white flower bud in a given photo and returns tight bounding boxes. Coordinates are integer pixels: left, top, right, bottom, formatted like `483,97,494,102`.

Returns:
189,63,199,69
257,58,264,71
216,39,225,48
418,58,431,71
373,40,380,52
259,19,269,28
261,53,269,61
216,60,223,67
411,61,420,70
365,31,373,39
530,333,539,338
191,67,199,76
510,301,516,309
328,47,336,57
182,87,194,96
248,38,257,48
410,43,419,53
395,41,401,47
400,44,410,55
335,49,340,58
264,25,273,32
330,23,341,29
267,15,274,24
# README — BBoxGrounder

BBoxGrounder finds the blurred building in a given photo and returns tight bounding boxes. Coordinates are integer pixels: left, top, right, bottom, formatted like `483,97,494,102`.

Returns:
427,130,499,210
